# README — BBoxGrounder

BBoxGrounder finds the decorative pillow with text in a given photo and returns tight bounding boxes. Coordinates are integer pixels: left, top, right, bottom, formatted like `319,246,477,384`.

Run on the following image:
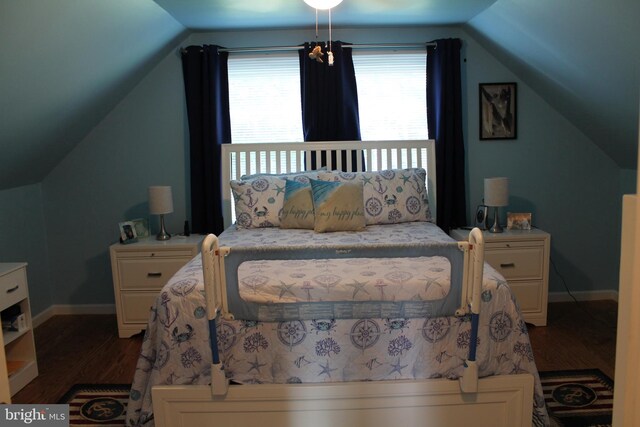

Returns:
310,179,365,233
280,180,315,230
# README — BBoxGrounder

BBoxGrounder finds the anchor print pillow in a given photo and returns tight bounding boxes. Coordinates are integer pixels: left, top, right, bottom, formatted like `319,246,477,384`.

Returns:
230,176,287,229
318,168,431,225
310,179,365,233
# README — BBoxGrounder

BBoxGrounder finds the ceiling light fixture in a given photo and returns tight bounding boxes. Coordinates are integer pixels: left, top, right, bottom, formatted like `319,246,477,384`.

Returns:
303,0,343,10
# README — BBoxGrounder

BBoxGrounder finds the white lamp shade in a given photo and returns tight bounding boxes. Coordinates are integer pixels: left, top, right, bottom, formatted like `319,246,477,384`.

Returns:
484,177,509,207
304,0,343,9
149,186,174,215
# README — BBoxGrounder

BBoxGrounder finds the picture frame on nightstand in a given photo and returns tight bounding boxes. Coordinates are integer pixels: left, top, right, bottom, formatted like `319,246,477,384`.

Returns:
507,212,532,230
131,218,150,238
118,221,138,244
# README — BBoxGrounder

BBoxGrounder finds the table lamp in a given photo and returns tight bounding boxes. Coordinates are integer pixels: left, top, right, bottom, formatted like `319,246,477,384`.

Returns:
149,186,173,240
484,177,509,233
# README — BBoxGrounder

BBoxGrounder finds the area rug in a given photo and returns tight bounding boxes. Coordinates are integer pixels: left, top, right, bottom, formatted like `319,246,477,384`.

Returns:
58,384,130,426
539,369,613,427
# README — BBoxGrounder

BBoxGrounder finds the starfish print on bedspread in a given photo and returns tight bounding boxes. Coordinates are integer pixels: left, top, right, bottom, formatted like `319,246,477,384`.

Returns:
248,355,267,374
272,281,297,300
389,358,408,377
318,360,337,378
345,280,369,299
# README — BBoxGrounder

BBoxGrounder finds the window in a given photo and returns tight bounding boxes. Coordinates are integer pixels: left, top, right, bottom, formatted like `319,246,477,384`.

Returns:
228,54,303,144
228,50,428,144
352,51,428,140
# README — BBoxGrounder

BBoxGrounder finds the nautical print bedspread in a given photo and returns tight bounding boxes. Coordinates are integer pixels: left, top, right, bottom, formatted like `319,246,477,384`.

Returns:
126,258,550,426
238,256,451,304
218,220,454,249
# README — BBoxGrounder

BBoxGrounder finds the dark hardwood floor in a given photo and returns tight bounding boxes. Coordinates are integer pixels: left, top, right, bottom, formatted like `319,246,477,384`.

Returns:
12,315,143,404
11,300,618,404
528,299,618,380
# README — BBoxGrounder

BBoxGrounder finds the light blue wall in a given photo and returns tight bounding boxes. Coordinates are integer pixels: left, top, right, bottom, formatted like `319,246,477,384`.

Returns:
464,35,622,293
42,40,191,307
13,25,627,315
0,184,52,314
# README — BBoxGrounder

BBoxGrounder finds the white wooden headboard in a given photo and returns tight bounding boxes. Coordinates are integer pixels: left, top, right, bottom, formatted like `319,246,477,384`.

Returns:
221,140,436,229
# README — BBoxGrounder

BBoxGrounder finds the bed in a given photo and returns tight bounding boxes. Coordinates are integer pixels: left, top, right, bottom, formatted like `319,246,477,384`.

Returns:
126,140,549,427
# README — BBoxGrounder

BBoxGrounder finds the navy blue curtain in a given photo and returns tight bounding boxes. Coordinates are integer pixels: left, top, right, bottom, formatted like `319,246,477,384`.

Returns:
299,41,362,171
181,45,231,235
427,38,466,232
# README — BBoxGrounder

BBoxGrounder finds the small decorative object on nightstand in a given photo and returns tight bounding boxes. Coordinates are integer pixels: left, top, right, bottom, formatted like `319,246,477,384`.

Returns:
110,235,203,338
0,263,38,398
484,177,509,233
450,227,551,326
149,186,174,241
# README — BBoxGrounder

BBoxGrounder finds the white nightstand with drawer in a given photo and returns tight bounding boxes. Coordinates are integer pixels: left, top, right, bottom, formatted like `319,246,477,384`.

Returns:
450,228,551,326
0,263,38,398
110,235,203,338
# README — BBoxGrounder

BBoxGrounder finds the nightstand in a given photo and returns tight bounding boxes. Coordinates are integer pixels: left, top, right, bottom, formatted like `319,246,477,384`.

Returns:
110,235,203,338
0,263,38,397
450,228,551,326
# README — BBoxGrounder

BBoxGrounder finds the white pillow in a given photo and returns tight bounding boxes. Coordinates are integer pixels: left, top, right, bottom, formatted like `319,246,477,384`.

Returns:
230,176,286,229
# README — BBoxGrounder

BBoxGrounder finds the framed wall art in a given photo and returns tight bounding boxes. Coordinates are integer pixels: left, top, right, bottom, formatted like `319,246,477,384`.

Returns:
479,82,517,140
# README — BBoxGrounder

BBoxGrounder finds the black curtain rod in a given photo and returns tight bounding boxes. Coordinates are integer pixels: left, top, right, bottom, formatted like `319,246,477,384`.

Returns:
181,42,435,55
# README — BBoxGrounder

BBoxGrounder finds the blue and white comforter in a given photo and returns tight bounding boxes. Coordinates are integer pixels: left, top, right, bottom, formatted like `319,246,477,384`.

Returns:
126,224,550,426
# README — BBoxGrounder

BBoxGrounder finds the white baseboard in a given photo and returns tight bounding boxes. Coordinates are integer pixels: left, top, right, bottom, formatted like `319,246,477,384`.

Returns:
548,290,618,303
32,304,116,328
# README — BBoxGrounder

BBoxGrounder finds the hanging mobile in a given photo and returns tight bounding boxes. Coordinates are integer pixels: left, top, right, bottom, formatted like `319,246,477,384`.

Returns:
308,8,324,63
327,8,334,66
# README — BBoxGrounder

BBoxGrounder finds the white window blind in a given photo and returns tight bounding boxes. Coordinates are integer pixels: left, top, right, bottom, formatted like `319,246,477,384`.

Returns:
352,51,428,141
228,50,428,144
228,53,303,144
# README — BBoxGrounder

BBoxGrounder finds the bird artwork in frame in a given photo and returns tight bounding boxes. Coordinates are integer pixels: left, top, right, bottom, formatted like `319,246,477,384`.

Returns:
479,82,517,140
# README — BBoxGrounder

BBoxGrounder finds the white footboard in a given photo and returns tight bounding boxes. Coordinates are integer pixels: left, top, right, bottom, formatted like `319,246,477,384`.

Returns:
152,375,534,427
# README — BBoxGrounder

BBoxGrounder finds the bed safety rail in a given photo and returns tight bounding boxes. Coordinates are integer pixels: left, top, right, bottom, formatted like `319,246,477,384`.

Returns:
456,227,485,393
202,234,229,397
202,227,484,397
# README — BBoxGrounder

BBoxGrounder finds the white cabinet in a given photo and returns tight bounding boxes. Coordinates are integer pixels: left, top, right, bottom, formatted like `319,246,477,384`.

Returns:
0,263,38,397
450,228,551,326
110,236,203,338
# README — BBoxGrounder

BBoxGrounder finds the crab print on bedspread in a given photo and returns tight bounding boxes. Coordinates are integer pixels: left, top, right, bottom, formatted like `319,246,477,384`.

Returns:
126,255,549,427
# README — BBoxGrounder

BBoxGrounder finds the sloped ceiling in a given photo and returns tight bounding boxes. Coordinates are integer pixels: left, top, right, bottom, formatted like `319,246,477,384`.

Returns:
1,0,638,191
0,0,186,190
466,0,640,169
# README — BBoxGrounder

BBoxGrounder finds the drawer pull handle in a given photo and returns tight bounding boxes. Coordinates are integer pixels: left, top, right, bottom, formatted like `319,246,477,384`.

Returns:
500,263,516,268
147,272,163,277
6,285,19,293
